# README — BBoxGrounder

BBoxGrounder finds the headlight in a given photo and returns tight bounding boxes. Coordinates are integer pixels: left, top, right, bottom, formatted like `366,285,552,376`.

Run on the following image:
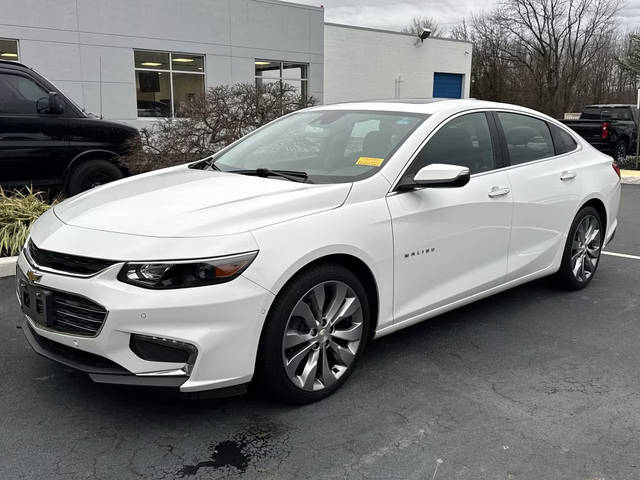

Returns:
117,251,258,289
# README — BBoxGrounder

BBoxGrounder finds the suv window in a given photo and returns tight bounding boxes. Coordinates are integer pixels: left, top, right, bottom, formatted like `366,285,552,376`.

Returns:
498,112,555,165
405,112,495,177
582,106,632,121
549,123,578,155
0,73,49,115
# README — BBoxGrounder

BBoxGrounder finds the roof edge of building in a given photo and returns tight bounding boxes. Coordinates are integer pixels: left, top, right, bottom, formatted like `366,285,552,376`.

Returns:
255,0,324,12
324,22,472,45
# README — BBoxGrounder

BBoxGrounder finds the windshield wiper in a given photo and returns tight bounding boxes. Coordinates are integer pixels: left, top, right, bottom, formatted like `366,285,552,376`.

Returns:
205,157,221,171
188,155,220,171
230,168,309,183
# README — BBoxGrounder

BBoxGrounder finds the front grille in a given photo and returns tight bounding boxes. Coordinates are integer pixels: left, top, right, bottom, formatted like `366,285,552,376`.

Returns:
28,239,116,276
49,292,108,336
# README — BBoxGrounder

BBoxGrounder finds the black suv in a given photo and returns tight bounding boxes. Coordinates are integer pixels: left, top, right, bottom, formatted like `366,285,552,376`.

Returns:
0,60,139,195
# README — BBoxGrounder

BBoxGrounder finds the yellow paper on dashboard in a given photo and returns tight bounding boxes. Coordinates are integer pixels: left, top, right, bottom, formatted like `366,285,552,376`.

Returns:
356,157,384,167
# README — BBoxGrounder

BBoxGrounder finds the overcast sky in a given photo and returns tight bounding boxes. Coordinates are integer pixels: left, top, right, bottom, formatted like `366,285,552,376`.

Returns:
290,0,639,33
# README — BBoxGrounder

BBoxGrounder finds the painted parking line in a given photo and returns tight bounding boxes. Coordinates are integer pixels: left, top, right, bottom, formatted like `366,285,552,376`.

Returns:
603,251,640,260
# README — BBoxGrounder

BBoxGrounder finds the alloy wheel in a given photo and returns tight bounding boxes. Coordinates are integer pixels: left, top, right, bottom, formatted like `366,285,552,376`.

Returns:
570,214,601,283
281,281,363,391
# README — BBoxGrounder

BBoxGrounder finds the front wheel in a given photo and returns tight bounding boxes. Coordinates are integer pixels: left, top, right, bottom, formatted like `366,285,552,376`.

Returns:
256,264,370,404
554,206,603,290
66,159,124,196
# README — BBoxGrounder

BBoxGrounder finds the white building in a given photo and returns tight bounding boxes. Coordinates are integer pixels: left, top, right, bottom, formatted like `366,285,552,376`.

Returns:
324,23,472,104
0,0,472,126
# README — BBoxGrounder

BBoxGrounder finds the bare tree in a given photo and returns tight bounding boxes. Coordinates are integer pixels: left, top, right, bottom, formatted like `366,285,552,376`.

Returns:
402,16,443,38
449,19,470,41
619,33,640,79
456,0,627,116
492,0,621,116
121,82,315,174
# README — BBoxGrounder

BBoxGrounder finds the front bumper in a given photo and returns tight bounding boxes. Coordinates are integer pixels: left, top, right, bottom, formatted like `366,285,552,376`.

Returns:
16,253,275,393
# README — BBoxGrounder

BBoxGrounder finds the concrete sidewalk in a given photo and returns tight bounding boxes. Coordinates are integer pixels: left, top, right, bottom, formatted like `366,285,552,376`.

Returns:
0,256,16,278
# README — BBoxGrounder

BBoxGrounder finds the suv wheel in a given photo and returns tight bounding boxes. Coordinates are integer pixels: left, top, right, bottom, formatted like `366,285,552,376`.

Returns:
256,264,370,404
614,140,627,164
67,159,123,196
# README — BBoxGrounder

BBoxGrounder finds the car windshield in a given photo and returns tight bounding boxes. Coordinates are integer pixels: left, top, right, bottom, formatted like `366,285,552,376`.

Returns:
209,110,427,183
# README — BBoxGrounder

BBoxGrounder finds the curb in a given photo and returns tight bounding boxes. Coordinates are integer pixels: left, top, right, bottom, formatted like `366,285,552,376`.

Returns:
621,170,640,185
0,256,17,278
622,175,640,185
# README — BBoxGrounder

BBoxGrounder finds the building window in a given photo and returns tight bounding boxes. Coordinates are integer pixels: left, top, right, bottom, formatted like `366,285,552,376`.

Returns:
0,39,19,62
134,50,205,118
255,60,308,99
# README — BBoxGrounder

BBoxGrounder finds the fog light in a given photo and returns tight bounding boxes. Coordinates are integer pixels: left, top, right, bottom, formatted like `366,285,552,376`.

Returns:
130,334,198,372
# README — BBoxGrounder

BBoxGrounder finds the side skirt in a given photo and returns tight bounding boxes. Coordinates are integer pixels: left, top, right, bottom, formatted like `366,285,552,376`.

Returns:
374,264,557,339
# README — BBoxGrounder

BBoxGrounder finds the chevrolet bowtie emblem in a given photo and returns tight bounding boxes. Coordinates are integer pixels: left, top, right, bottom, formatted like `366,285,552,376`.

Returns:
26,270,42,283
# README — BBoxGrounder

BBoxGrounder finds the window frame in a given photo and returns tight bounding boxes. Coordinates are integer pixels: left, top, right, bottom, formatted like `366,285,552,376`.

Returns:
391,108,584,193
394,110,502,190
548,122,579,156
0,38,20,62
0,71,57,117
492,110,581,166
254,59,309,99
133,49,205,119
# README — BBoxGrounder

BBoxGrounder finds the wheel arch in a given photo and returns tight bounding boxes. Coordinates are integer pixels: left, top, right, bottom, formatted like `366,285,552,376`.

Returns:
578,196,608,239
617,134,630,147
267,252,381,340
63,149,124,190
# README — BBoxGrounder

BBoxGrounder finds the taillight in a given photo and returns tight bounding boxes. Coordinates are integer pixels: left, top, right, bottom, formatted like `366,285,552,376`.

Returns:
601,122,610,139
612,161,621,179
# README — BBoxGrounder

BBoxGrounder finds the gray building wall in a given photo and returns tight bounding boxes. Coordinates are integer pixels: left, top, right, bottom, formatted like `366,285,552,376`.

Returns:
0,0,324,125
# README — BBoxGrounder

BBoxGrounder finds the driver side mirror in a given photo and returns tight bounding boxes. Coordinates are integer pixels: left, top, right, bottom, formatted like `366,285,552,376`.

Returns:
397,163,471,190
46,92,64,115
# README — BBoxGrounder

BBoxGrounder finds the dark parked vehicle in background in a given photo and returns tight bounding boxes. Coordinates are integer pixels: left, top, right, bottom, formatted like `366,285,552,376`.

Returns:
0,60,139,195
561,104,638,163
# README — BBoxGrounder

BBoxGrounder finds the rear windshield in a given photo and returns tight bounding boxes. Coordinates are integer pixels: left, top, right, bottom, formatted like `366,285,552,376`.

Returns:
581,107,633,121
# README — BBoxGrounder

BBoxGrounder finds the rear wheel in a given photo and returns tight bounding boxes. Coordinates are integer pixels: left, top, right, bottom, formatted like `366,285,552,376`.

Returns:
256,264,370,404
66,159,123,196
554,206,603,290
613,140,627,164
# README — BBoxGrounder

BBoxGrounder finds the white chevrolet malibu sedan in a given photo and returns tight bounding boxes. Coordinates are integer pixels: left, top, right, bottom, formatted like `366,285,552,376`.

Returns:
17,99,621,403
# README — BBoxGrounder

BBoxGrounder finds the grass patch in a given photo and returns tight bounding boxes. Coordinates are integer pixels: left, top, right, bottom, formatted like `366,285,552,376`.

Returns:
0,187,55,257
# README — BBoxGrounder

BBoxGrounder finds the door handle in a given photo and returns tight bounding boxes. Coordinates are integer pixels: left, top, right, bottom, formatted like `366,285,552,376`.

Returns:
488,186,510,198
560,170,577,181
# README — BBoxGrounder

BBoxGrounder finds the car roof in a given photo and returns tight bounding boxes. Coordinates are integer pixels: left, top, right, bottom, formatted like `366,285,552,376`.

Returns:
0,59,29,69
310,98,530,116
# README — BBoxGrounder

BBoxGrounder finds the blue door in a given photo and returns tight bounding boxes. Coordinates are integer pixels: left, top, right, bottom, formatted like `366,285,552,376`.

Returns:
433,73,463,99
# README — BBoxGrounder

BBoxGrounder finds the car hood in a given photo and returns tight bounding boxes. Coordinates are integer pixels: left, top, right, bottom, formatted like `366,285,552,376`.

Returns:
54,166,352,237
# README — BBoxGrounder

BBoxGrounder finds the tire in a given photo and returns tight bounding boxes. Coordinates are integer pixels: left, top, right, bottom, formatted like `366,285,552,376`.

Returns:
66,159,123,196
255,264,371,404
613,140,627,164
554,206,603,291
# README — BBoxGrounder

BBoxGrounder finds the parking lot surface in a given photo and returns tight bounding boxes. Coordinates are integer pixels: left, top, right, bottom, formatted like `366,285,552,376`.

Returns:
2,186,640,480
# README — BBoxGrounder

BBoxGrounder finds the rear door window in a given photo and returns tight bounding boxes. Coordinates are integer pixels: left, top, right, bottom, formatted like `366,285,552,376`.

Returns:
497,112,555,165
549,124,578,155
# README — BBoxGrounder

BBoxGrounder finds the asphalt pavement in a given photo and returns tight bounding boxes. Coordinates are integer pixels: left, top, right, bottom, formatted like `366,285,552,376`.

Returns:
1,186,640,480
